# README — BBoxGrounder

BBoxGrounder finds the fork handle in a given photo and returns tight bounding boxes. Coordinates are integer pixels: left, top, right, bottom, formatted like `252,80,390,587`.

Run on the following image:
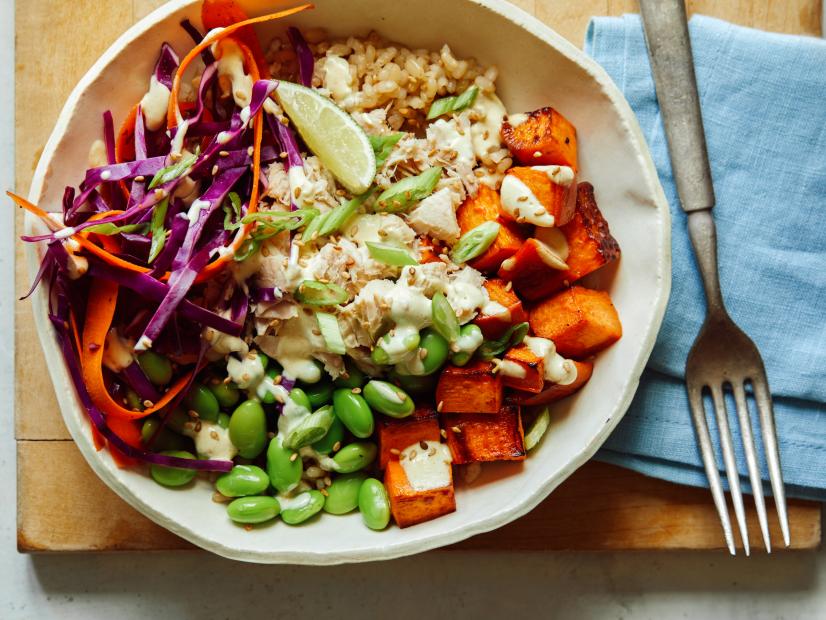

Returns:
639,0,715,213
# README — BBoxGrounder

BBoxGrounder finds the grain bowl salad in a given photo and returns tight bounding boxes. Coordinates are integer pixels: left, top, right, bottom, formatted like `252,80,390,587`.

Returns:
14,0,622,531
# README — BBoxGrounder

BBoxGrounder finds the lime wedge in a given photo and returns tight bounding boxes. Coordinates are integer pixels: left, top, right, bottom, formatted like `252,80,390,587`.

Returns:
276,81,376,194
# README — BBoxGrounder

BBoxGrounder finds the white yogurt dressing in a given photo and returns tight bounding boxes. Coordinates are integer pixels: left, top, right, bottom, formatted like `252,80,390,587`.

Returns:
524,336,577,385
182,420,237,461
269,313,323,383
453,325,484,356
102,328,134,373
498,359,527,379
213,37,254,108
506,113,529,127
277,396,312,439
470,93,506,161
227,353,265,390
186,198,211,225
400,441,453,492
140,75,171,132
322,56,357,108
499,174,555,227
481,300,509,319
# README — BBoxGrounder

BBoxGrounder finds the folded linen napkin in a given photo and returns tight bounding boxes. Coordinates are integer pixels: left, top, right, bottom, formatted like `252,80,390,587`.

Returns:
585,15,826,500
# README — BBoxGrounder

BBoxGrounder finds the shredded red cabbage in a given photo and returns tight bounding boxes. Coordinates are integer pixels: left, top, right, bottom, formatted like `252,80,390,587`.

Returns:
135,104,148,160
153,42,180,90
122,361,161,402
287,27,314,88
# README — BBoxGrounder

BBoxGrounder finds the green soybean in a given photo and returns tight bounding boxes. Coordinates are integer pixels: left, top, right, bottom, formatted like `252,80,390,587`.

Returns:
165,407,191,434
124,388,143,411
417,328,450,375
149,451,197,487
363,380,414,418
216,465,271,498
323,472,367,515
226,496,281,524
391,371,438,396
451,324,484,366
259,367,283,405
137,351,173,386
332,442,377,473
334,362,366,389
332,389,374,438
301,379,334,408
228,400,267,459
312,414,345,454
283,405,335,450
280,490,325,525
209,381,241,409
288,387,312,411
217,412,231,429
266,436,302,493
140,418,189,452
358,478,391,530
183,382,220,422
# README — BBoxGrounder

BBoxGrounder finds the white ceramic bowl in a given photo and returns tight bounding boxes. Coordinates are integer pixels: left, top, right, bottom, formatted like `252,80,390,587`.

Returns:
25,0,670,563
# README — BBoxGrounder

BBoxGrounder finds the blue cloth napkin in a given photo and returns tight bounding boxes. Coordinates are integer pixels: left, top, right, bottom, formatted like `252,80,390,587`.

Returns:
584,15,826,500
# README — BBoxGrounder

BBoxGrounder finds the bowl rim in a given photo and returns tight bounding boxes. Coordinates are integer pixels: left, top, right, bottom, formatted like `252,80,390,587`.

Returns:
24,0,672,564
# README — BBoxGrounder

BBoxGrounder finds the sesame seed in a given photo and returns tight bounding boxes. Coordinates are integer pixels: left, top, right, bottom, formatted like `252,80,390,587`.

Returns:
390,448,401,456
517,196,528,202
187,409,199,419
219,150,230,157
247,146,254,156
451,425,462,434
211,165,219,176
437,400,444,412
194,421,202,432
351,387,362,394
280,151,288,159
533,151,542,158
210,430,219,441
534,208,546,217
320,488,329,497
289,453,299,462
140,399,153,408
332,441,341,452
440,429,448,438
428,447,437,456
409,449,417,460
244,525,253,531
212,491,232,503
134,175,145,182
418,348,428,359
504,281,513,291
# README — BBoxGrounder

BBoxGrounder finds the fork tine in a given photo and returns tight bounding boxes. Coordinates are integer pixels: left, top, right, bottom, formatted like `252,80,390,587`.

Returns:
751,374,790,547
732,381,771,552
710,384,750,555
687,384,736,554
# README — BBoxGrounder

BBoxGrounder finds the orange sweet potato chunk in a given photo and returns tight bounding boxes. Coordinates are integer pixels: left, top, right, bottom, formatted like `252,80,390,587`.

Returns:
384,460,456,528
442,405,526,464
473,278,529,339
456,184,526,273
529,286,622,358
505,167,577,227
541,360,594,402
501,107,578,170
378,405,441,469
497,238,568,301
435,361,503,414
501,344,545,394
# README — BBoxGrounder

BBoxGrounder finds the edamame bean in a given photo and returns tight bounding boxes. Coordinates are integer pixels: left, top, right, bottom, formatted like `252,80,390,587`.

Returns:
332,389,374,438
209,381,240,409
301,379,334,408
259,367,283,405
283,405,335,450
334,362,366,389
137,351,173,386
332,442,377,473
451,324,483,366
150,451,196,487
124,388,143,411
165,407,191,434
140,418,189,452
371,330,420,365
312,414,345,455
288,387,312,411
280,490,325,525
216,465,270,497
362,380,414,418
358,478,391,530
391,371,438,396
267,436,302,493
217,412,231,429
183,382,220,422
229,400,267,459
417,328,449,375
323,473,367,515
226,496,281,524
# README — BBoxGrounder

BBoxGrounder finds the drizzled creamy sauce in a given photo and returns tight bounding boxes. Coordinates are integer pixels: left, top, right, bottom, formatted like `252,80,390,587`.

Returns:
277,396,312,439
227,353,265,390
322,56,356,107
102,328,134,373
186,198,211,225
498,359,526,379
270,313,323,383
534,226,570,261
400,441,453,492
500,174,555,227
506,113,529,127
213,38,254,108
481,300,509,318
470,93,506,160
524,336,577,385
140,75,171,132
276,492,313,511
453,325,483,356
182,420,237,461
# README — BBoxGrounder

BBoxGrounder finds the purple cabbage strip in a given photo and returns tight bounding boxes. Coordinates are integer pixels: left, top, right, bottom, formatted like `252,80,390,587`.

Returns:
102,111,125,212
136,231,231,349
265,112,303,211
287,27,314,88
249,286,282,303
86,259,242,336
186,120,231,137
149,213,188,277
229,287,249,323
135,104,148,160
154,42,180,90
180,19,215,65
121,361,161,403
62,187,75,223
19,241,64,300
21,205,155,243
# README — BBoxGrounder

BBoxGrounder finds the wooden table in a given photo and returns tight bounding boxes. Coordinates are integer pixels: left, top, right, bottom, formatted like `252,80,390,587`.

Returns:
14,0,823,553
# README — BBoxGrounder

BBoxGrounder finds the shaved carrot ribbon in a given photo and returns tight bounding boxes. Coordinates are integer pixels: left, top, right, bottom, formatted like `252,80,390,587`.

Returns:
201,0,271,78
80,277,192,420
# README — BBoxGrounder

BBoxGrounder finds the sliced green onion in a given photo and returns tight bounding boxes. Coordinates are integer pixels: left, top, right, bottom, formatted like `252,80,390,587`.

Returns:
223,192,242,231
244,208,319,242
148,149,199,189
476,321,529,361
319,189,373,237
300,209,327,242
316,312,347,355
83,222,149,236
431,292,460,343
426,86,479,120
147,198,169,263
450,221,500,264
233,238,260,262
369,133,403,168
375,167,442,213
366,242,418,267
524,407,551,451
295,280,349,306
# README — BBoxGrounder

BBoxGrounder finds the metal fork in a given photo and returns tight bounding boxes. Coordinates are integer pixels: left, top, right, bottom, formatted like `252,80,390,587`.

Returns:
639,0,789,554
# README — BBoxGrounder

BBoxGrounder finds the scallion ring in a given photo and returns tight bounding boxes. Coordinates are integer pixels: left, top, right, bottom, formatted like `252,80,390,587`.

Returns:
450,221,500,264
295,280,349,306
365,242,418,267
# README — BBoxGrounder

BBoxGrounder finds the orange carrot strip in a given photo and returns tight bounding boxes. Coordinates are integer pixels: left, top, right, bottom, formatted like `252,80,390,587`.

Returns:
107,416,143,468
202,0,271,78
115,104,139,163
80,277,192,420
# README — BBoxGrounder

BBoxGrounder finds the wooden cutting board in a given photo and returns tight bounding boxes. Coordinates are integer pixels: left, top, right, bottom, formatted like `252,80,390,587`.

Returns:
14,0,822,554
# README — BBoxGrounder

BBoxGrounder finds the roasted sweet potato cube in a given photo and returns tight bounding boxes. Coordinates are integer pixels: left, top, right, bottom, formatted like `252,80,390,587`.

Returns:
378,405,441,469
497,238,569,300
501,107,577,170
384,459,456,528
529,286,622,358
435,361,503,414
541,360,593,402
474,278,529,339
501,344,545,394
456,184,526,273
504,166,577,227
417,235,446,264
443,406,526,464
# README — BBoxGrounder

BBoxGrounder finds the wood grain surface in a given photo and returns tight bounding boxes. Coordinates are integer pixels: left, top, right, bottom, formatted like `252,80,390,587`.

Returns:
14,0,823,553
